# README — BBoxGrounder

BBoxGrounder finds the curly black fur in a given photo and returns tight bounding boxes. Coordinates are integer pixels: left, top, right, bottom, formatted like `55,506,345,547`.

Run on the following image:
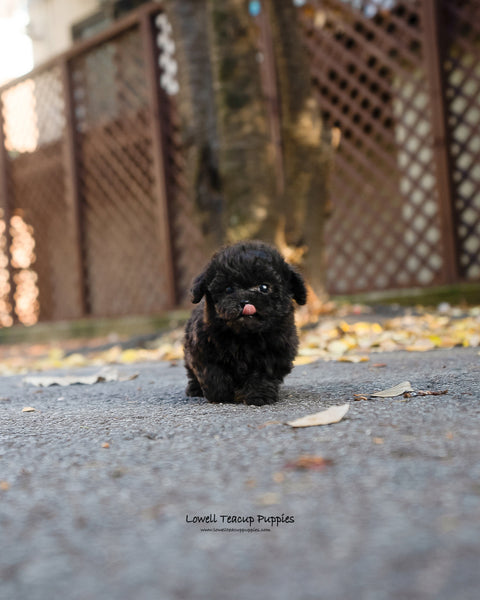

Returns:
184,240,307,405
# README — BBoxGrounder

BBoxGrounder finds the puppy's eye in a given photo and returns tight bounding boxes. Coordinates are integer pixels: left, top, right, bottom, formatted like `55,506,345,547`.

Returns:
225,286,234,294
259,284,270,293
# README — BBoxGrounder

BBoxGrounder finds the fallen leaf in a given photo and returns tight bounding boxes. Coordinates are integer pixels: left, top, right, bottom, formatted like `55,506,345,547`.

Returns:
294,355,320,366
0,481,10,491
404,389,448,397
102,442,110,449
22,406,36,412
24,374,103,387
63,353,88,368
120,349,141,364
284,455,333,470
287,403,350,428
327,339,350,356
371,381,414,398
24,368,138,387
371,363,387,368
372,437,384,444
406,340,436,352
337,355,369,363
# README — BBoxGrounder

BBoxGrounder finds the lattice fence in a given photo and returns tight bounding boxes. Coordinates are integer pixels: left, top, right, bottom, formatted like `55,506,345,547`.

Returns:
0,4,204,325
301,0,449,294
72,25,169,317
442,0,480,282
1,68,81,324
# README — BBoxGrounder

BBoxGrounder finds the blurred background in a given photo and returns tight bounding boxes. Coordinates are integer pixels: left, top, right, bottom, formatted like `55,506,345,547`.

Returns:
0,0,479,331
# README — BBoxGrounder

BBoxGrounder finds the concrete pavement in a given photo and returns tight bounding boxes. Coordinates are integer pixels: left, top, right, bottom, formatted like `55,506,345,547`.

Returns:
1,347,480,600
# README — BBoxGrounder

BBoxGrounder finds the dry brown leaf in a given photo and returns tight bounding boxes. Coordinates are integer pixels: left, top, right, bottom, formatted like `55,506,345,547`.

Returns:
404,389,448,398
0,481,10,491
287,403,349,428
284,455,333,470
21,406,36,412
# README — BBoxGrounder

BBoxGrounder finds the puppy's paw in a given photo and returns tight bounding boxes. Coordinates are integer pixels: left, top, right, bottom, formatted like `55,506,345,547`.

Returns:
236,379,279,406
242,394,278,406
185,381,204,398
185,368,204,397
202,369,236,403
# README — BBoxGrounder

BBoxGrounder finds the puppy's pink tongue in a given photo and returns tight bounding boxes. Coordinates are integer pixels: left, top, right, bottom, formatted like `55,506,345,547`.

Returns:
242,303,256,316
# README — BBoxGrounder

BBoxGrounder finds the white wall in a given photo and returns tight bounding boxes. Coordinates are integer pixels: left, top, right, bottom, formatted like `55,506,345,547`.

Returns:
28,0,100,64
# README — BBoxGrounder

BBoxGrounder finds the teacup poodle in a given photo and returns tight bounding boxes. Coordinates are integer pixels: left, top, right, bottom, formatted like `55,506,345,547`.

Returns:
184,240,307,405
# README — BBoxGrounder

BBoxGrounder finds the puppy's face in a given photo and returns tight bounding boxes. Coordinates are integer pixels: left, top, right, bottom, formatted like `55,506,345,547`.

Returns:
191,242,306,333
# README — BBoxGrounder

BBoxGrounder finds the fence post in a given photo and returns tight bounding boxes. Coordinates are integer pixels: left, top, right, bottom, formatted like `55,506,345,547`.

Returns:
0,97,17,324
61,58,88,317
254,2,285,198
140,9,177,309
422,0,459,284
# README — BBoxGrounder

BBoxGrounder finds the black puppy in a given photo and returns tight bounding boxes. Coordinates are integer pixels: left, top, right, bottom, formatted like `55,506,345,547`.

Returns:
184,240,307,405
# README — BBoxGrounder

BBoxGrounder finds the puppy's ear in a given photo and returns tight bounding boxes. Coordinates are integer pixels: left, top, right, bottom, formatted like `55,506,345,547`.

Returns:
288,266,307,305
190,272,207,304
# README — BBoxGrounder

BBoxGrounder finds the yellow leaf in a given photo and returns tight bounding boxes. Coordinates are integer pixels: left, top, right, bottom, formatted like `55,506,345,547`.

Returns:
337,355,369,363
48,348,64,361
99,346,122,364
327,340,349,356
352,322,383,335
63,353,88,367
120,349,141,364
294,355,319,366
405,339,435,352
